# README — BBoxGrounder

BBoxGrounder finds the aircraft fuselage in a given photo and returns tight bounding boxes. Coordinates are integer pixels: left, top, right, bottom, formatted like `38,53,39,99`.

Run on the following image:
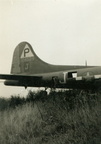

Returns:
4,66,101,90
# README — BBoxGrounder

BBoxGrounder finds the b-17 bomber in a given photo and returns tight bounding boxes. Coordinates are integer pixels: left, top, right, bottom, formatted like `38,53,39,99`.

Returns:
0,41,101,91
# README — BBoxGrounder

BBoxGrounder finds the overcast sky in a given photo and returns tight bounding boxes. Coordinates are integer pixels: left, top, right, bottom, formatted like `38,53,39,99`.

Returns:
0,0,101,97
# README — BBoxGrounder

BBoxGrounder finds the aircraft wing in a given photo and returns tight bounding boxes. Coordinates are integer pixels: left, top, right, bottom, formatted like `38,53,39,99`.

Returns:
0,74,42,80
0,74,42,87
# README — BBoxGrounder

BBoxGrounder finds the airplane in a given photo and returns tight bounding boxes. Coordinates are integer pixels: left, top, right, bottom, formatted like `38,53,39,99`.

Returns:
0,41,101,91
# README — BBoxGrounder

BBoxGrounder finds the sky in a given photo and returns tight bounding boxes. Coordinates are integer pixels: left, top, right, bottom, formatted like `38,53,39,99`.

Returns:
0,0,101,97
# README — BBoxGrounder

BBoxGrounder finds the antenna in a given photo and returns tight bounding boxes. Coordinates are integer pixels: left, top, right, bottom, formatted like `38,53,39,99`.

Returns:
85,60,87,67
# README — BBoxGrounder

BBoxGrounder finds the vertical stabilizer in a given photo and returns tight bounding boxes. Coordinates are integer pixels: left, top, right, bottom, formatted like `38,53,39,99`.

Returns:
11,41,90,75
11,42,36,74
11,41,55,74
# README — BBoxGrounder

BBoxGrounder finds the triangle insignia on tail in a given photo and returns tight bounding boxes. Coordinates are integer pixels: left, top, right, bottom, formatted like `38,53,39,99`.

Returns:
21,44,34,58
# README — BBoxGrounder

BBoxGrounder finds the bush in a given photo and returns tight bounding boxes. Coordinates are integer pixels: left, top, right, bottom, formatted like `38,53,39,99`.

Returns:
0,89,100,144
0,98,9,111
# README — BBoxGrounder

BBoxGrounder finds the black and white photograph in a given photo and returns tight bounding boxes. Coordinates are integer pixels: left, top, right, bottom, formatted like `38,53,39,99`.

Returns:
0,0,101,143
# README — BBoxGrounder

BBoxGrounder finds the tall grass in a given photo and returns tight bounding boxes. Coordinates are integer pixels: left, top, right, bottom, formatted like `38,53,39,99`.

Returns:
0,90,100,144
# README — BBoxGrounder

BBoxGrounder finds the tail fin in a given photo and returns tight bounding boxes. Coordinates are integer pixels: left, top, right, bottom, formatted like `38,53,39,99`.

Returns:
11,41,49,74
11,41,87,75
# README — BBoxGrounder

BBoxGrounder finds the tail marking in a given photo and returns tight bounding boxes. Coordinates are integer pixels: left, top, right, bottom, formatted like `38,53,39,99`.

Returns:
21,44,34,58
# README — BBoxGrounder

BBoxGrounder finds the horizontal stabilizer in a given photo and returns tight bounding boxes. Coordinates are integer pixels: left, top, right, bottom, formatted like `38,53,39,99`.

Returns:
0,74,42,81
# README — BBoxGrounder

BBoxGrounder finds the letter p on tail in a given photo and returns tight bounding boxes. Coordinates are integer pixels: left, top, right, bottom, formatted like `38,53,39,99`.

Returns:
11,42,35,74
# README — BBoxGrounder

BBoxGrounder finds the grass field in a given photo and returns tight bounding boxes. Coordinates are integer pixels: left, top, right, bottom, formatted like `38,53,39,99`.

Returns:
0,90,101,144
